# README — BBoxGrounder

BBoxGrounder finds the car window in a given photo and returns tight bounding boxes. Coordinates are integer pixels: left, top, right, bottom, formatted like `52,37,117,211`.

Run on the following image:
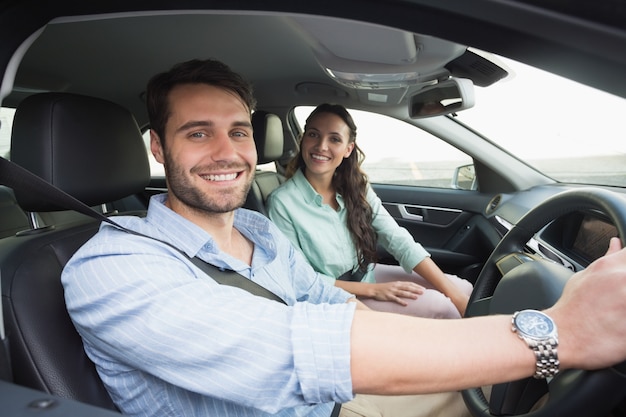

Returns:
454,54,626,187
294,106,473,189
141,130,165,177
0,107,15,159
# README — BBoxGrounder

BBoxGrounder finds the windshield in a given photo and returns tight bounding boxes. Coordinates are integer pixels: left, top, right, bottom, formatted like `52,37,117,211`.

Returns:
455,53,626,187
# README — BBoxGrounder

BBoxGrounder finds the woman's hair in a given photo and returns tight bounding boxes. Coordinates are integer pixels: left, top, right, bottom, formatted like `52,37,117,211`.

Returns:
287,103,377,271
146,58,256,145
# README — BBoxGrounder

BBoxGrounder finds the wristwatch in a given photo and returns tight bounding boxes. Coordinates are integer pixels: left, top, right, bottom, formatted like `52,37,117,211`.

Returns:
511,309,559,379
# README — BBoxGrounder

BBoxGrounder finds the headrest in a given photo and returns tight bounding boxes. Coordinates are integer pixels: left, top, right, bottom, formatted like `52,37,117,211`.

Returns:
10,93,150,212
252,111,284,164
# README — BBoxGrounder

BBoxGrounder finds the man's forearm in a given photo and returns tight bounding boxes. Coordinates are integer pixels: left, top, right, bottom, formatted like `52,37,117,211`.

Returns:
349,310,535,394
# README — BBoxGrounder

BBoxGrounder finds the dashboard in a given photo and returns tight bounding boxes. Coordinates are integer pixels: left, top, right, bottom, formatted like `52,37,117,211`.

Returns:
489,185,622,272
540,211,618,267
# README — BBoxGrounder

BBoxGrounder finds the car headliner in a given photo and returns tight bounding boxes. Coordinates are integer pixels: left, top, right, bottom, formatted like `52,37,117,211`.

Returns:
1,0,626,130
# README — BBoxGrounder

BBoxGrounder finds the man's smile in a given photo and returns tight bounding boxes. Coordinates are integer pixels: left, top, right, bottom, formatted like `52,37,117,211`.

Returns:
200,172,240,181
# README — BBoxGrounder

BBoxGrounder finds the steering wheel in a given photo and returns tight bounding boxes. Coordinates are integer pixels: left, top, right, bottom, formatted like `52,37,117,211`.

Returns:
462,187,626,417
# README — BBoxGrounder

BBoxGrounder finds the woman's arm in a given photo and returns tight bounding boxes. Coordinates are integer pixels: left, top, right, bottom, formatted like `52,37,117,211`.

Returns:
413,257,470,315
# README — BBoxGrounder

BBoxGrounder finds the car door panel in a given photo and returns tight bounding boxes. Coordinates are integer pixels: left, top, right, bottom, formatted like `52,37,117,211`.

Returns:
373,184,501,282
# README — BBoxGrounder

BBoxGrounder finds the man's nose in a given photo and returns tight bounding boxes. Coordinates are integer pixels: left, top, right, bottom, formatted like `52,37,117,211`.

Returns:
210,132,238,160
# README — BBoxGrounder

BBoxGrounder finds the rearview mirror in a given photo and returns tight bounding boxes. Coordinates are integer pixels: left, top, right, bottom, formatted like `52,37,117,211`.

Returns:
409,78,475,118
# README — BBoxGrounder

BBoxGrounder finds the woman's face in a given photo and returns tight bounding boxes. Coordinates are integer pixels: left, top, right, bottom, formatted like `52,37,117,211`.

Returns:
300,112,354,179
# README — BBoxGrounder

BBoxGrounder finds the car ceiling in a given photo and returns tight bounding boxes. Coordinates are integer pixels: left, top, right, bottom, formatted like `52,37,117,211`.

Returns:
9,14,322,120
6,12,496,127
2,1,626,127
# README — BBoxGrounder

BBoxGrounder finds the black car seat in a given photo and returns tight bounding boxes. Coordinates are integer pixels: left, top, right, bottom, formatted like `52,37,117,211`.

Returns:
0,92,150,410
244,111,287,215
0,186,30,238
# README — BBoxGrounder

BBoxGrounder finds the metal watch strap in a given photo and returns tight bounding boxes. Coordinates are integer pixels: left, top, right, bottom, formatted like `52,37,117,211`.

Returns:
511,311,560,379
526,337,559,379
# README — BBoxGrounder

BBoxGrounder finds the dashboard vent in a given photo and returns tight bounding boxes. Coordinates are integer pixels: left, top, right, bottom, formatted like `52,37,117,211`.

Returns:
486,194,502,214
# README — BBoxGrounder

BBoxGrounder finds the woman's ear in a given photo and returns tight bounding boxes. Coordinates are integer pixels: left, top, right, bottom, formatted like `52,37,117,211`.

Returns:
344,142,355,158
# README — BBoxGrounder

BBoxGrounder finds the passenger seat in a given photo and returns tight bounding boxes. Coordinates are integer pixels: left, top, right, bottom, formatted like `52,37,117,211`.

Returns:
244,111,287,215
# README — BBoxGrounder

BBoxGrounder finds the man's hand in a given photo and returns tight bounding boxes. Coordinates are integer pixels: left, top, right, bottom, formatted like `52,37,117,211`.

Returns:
548,237,626,370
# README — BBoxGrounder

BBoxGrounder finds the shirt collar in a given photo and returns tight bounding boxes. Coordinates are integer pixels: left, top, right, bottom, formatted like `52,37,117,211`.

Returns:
292,168,345,209
145,194,214,257
145,193,276,266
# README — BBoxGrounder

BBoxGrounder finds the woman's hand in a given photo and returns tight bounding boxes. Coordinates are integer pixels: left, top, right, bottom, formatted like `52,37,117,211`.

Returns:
370,281,425,306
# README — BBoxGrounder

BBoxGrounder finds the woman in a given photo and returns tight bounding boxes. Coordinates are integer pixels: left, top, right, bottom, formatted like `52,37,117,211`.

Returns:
267,103,472,318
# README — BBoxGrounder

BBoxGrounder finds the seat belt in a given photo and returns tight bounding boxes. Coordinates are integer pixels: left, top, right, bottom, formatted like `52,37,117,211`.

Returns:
330,402,342,417
0,156,286,305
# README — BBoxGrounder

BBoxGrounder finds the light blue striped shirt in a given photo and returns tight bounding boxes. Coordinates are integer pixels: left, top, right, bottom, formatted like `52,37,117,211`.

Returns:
62,193,356,417
267,169,430,284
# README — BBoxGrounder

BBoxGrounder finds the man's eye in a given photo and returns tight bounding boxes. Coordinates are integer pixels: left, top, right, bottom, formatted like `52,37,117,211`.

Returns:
190,132,205,138
232,130,254,140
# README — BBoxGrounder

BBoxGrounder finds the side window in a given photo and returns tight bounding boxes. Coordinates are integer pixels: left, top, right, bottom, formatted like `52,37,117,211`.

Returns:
0,107,15,159
142,130,166,177
293,106,473,189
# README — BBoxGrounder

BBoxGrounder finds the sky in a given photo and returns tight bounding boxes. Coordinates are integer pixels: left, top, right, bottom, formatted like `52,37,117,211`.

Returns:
455,55,626,159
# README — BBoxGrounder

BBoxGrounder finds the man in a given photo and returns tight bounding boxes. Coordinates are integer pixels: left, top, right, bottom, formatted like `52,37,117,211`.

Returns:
62,59,626,417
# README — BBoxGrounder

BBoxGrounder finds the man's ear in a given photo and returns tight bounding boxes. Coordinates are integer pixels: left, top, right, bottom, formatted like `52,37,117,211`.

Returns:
150,130,165,164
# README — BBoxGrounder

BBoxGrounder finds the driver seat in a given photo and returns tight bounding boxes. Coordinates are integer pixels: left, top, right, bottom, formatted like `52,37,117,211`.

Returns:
0,92,150,410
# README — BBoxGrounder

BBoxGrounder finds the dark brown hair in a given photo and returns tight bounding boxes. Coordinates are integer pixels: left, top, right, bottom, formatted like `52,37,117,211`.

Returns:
146,59,256,144
287,103,377,271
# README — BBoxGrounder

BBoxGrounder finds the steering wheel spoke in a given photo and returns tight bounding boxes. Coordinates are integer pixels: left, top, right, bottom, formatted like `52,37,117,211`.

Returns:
489,378,548,415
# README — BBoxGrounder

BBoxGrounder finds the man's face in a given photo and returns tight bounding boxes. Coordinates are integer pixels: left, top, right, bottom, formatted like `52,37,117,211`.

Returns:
150,83,257,215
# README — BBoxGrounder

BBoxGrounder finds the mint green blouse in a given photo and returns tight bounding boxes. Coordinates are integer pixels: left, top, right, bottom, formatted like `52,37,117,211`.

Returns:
267,168,430,284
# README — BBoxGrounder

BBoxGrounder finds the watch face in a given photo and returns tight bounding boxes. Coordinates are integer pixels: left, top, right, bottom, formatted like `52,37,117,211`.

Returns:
514,310,555,339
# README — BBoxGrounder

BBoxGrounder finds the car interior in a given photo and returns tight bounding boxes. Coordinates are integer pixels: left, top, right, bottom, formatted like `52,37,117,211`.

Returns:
0,1,625,416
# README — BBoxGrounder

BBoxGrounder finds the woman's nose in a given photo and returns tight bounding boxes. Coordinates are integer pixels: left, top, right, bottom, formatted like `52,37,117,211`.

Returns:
317,137,329,150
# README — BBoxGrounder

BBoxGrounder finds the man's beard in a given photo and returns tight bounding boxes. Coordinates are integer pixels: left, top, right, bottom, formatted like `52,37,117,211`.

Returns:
164,152,253,214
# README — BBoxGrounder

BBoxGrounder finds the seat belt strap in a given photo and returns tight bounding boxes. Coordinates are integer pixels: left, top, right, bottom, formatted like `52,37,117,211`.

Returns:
0,157,286,305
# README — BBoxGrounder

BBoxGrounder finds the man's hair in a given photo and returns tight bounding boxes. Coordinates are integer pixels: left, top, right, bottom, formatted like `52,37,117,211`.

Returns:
146,59,256,142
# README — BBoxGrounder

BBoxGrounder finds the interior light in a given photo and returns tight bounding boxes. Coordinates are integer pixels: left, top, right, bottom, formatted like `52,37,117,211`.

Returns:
324,68,421,89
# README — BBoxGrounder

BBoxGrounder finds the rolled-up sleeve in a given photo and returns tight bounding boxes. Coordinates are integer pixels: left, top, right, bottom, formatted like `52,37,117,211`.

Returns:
292,302,355,404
